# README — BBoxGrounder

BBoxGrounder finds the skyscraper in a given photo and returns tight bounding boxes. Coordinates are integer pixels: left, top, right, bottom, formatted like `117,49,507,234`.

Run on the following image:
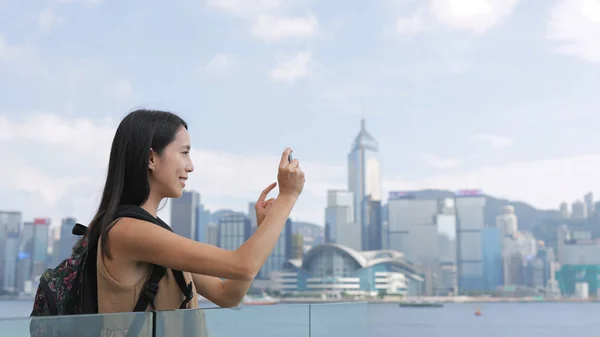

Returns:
170,190,210,242
32,218,50,277
218,213,251,251
454,190,486,293
325,190,360,250
54,217,78,265
1,211,21,292
496,206,518,237
348,118,382,251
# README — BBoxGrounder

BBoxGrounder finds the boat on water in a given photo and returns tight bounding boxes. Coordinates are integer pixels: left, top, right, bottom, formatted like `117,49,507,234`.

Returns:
398,301,444,308
242,293,280,306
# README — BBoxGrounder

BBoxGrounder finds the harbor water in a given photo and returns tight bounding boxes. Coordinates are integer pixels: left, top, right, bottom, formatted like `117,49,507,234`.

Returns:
2,300,600,336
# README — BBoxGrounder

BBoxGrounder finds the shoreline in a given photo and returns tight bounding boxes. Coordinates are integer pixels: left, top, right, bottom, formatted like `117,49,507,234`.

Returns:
3,295,599,305
278,296,600,304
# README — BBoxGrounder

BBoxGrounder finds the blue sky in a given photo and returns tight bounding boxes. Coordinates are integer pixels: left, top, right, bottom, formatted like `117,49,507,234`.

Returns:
1,0,599,227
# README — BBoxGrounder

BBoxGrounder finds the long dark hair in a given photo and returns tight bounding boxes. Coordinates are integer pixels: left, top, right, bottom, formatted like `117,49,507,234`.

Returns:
86,109,188,259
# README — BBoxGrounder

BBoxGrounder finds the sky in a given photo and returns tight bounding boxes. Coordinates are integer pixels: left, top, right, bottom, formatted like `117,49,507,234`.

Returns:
0,0,599,227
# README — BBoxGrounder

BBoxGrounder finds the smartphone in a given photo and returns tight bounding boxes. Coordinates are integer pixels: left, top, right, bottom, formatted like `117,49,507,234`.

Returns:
288,152,293,163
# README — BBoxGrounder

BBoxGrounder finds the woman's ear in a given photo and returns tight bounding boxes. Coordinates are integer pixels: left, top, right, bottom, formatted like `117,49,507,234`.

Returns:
149,148,156,171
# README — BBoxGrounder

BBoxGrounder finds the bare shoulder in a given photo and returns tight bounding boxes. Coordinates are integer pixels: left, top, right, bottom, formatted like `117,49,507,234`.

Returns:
107,217,173,260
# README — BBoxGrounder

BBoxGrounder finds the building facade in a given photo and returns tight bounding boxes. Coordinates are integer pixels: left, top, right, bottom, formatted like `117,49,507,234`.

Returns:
348,119,382,251
273,243,424,296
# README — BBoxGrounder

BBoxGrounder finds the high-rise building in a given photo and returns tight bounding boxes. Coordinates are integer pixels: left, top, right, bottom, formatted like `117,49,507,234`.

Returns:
482,226,503,292
32,218,50,277
387,194,457,295
17,222,34,293
387,192,438,263
559,202,570,219
496,206,518,237
571,200,587,219
206,224,219,246
382,203,389,250
324,190,360,251
585,192,594,217
436,211,457,265
454,189,486,294
218,213,251,251
53,217,78,266
366,199,383,251
170,190,210,242
535,244,555,288
0,211,21,291
348,119,382,251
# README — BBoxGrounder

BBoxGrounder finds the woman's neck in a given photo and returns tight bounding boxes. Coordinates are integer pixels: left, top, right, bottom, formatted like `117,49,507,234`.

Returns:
141,194,162,218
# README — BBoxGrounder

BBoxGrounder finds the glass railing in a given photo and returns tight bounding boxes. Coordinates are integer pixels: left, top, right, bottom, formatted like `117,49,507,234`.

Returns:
1,311,153,337
310,302,368,337
157,304,311,337
0,302,368,337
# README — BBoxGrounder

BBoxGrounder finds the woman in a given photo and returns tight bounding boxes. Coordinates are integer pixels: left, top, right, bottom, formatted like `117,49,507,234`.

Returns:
86,109,305,315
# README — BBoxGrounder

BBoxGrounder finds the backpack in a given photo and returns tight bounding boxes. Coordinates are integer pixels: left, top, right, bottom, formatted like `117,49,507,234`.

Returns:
29,204,195,336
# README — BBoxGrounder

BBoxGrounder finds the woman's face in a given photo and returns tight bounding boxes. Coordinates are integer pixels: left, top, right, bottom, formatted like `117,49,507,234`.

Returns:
149,127,194,199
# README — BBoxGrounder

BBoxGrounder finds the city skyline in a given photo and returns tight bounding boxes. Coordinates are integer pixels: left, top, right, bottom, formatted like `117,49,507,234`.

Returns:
1,0,600,226
0,116,598,228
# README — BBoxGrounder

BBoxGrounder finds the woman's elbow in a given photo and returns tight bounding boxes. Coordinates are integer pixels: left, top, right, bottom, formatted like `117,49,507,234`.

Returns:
218,296,243,308
230,255,256,281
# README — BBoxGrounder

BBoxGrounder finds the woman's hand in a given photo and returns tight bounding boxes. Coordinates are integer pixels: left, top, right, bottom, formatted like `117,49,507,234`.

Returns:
277,148,305,199
255,182,277,226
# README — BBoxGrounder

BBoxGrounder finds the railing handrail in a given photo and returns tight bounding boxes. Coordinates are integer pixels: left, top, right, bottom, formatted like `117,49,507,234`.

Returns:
3,302,369,337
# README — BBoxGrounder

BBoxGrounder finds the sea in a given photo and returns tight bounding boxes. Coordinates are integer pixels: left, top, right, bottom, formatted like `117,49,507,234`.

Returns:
2,300,600,336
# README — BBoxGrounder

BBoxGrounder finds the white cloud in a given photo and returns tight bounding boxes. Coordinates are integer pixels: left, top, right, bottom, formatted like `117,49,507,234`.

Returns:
39,8,64,32
251,13,319,42
472,134,514,149
203,53,233,73
394,0,521,36
206,0,319,43
422,154,462,169
546,0,600,64
206,0,282,18
0,113,115,226
0,113,342,227
269,51,313,82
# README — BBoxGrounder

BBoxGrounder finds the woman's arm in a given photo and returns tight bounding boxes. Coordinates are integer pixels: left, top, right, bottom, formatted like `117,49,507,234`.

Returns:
108,194,298,280
191,273,251,308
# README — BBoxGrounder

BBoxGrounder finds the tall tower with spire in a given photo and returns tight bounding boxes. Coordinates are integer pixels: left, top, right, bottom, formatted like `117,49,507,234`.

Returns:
348,118,382,251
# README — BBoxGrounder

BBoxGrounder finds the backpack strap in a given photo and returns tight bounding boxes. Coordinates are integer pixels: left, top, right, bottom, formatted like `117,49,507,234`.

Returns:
114,205,195,311
133,265,166,311
172,266,195,309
